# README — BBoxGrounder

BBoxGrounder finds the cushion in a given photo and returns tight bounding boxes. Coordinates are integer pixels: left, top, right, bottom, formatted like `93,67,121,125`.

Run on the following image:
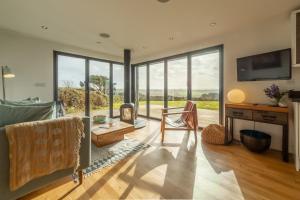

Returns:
0,104,55,127
202,124,225,145
2,101,54,107
0,97,40,105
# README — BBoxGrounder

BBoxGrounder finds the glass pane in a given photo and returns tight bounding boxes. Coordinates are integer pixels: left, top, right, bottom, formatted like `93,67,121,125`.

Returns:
57,55,86,116
168,57,188,108
113,64,124,117
89,60,110,119
137,66,147,116
149,62,164,118
191,51,220,127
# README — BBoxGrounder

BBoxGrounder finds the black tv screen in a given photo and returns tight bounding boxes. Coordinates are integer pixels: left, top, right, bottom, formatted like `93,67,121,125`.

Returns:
237,49,291,81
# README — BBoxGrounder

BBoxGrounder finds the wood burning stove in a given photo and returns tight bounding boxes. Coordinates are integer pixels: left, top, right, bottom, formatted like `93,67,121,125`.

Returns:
119,49,145,128
120,103,135,124
120,49,135,124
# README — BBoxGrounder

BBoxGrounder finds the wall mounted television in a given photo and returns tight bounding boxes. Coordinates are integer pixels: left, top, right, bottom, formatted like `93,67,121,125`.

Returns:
237,49,291,81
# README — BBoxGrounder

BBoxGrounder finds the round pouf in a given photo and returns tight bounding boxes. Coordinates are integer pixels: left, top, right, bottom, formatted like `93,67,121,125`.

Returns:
202,124,225,144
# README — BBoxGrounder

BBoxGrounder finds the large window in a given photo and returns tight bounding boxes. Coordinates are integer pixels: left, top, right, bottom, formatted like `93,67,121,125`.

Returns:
89,60,110,118
55,51,124,119
168,57,188,108
136,66,147,116
191,52,220,127
149,62,164,118
112,64,124,117
57,55,86,116
134,45,223,127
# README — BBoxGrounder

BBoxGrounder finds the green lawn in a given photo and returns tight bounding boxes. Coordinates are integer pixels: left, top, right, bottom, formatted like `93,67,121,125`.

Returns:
138,101,219,110
72,100,219,113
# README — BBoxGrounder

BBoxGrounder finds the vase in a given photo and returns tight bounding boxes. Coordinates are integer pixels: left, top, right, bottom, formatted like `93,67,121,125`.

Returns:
271,98,281,107
278,95,288,107
272,96,288,107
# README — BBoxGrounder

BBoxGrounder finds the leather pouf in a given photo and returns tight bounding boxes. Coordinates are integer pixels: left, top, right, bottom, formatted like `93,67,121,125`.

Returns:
202,124,225,145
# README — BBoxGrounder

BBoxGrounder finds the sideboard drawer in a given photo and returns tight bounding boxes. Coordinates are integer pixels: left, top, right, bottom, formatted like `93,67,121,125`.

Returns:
253,111,288,125
226,108,253,120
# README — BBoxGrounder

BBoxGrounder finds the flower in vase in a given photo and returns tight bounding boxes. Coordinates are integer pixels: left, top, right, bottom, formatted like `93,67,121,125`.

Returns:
264,84,287,106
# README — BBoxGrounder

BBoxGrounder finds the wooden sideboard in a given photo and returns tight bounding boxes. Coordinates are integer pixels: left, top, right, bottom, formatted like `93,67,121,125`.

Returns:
225,103,289,162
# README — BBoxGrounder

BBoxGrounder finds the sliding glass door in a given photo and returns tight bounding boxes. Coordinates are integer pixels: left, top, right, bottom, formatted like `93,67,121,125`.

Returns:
167,57,188,108
134,45,223,127
136,66,147,116
149,62,164,118
112,64,124,117
55,51,124,118
89,60,110,118
57,55,86,116
191,51,220,127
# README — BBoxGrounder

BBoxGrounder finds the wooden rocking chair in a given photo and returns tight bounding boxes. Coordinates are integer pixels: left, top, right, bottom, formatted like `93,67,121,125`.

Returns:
160,101,198,143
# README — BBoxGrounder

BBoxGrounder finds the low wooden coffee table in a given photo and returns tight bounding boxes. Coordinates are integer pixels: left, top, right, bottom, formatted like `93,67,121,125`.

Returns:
91,120,135,147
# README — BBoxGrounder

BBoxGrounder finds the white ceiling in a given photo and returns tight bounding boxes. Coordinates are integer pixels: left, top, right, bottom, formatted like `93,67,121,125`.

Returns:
0,0,299,60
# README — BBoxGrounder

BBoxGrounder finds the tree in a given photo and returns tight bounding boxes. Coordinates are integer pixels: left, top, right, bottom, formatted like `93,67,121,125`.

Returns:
63,80,74,88
89,75,109,94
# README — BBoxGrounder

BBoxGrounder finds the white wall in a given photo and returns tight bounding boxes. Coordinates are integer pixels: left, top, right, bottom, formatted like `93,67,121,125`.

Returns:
134,13,300,153
0,29,122,102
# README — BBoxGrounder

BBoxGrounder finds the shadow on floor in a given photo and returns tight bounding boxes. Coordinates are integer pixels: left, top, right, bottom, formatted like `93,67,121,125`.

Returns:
118,131,197,199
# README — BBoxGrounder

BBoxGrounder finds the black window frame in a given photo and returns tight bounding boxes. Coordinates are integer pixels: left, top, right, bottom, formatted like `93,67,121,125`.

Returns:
133,44,224,126
53,50,124,118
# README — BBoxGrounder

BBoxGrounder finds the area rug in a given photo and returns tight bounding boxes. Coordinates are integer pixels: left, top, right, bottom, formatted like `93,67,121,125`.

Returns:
82,138,151,176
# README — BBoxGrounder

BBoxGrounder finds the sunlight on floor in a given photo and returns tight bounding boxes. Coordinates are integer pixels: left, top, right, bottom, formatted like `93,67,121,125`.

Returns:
193,167,245,200
191,135,246,200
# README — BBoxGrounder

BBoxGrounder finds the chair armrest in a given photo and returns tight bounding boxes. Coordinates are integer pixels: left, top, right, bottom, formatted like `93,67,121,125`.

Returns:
161,107,185,110
163,111,192,116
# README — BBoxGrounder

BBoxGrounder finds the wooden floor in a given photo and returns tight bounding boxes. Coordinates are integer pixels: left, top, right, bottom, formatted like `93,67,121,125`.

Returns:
22,120,300,200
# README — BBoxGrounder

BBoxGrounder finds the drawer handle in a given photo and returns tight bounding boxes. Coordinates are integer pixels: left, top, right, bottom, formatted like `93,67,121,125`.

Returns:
233,111,243,116
262,115,277,121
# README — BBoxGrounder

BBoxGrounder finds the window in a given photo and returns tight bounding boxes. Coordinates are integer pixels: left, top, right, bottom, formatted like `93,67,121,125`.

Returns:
167,57,188,108
134,45,223,127
136,66,147,116
112,64,124,117
191,51,220,127
54,51,124,119
149,62,164,118
57,55,86,116
89,60,110,118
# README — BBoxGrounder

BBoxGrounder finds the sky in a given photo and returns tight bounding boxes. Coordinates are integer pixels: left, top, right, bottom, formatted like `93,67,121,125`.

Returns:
58,51,219,91
138,51,220,90
58,55,124,89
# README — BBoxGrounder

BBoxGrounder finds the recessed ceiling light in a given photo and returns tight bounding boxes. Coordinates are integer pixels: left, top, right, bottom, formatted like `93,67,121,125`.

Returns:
210,22,217,27
158,0,170,3
40,25,48,30
99,33,110,38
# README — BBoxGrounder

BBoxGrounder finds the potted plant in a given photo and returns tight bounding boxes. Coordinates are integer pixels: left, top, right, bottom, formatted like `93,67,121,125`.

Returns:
264,84,288,107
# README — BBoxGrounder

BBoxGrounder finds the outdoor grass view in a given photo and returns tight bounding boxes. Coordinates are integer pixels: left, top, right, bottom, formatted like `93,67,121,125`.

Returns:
138,90,219,109
137,89,219,127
